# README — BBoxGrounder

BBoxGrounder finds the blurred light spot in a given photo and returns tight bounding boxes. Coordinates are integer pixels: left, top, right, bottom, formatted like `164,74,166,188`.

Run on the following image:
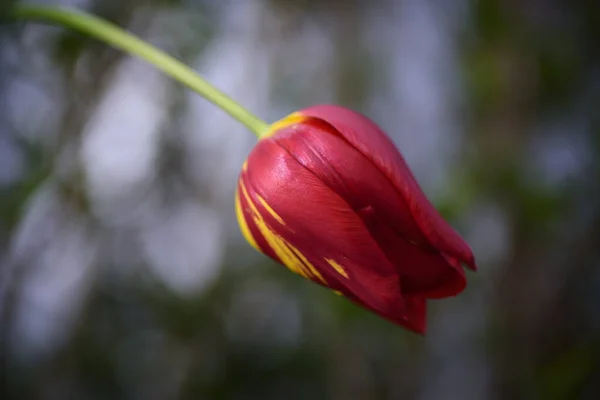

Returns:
464,202,511,269
141,201,223,297
8,187,98,362
0,134,24,186
82,59,167,220
529,116,591,187
49,0,92,7
6,78,59,142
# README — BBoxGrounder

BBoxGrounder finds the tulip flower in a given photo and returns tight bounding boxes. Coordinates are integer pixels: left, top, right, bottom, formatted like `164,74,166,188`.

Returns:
16,7,476,334
236,105,476,334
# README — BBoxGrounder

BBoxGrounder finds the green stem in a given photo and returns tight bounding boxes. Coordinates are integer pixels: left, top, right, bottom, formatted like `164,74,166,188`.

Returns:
11,6,270,138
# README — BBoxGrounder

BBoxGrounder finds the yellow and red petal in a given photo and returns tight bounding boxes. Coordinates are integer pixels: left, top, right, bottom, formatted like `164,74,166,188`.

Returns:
235,178,281,263
239,138,431,331
235,107,477,334
269,117,467,298
298,105,477,271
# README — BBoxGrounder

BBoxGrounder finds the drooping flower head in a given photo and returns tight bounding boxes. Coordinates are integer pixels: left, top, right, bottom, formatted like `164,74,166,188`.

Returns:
235,105,476,334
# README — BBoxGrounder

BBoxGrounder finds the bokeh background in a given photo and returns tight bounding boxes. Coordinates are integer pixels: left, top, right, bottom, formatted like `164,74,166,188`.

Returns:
1,0,600,399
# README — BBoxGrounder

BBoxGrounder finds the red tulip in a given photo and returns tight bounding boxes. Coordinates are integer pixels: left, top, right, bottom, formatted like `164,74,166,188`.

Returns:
235,105,476,334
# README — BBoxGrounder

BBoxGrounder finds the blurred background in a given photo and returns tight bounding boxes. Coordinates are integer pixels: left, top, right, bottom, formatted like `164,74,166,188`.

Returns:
1,0,599,399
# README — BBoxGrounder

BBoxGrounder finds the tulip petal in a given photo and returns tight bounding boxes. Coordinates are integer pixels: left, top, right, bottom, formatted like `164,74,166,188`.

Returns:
358,206,466,298
272,120,466,298
242,138,427,332
236,177,283,264
299,105,477,271
344,291,427,334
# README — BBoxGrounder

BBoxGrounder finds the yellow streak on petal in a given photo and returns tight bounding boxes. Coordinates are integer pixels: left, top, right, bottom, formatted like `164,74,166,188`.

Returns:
242,160,248,172
332,290,343,296
256,194,285,226
235,188,259,251
289,245,325,283
262,112,307,139
239,180,325,284
325,258,349,279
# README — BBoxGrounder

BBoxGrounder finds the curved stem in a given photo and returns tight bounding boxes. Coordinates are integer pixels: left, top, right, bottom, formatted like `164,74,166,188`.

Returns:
12,6,270,138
